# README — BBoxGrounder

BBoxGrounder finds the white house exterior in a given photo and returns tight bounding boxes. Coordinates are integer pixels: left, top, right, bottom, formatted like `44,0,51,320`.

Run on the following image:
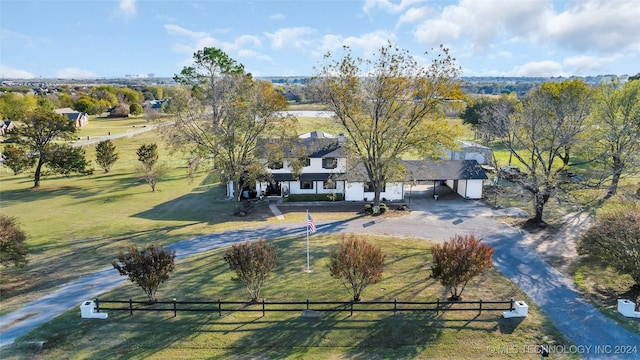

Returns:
228,131,487,201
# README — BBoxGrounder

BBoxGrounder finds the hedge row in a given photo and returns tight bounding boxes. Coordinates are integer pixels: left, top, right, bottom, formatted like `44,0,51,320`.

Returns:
287,193,344,202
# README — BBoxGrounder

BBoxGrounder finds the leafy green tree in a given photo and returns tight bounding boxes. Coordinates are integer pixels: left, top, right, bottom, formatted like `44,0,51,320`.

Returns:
578,208,640,289
224,238,278,301
0,215,29,268
314,42,462,210
117,88,144,104
112,244,176,303
129,103,143,116
95,139,119,172
73,96,96,114
136,143,163,191
629,73,640,81
0,92,38,121
45,144,90,176
589,79,640,198
431,234,494,300
1,144,35,175
328,234,385,302
169,47,293,212
9,107,76,187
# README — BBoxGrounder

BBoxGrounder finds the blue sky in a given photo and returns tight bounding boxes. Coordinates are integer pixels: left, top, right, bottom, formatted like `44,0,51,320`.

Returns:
1,0,638,79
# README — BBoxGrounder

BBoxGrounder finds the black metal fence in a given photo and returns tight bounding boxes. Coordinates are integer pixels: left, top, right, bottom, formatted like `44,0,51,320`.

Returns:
95,297,516,318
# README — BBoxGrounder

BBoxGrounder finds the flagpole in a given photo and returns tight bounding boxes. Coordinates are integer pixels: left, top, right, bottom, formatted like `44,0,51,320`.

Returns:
306,209,310,272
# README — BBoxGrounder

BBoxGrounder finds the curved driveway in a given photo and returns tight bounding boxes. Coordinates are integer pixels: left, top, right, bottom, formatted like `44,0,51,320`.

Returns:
1,192,639,359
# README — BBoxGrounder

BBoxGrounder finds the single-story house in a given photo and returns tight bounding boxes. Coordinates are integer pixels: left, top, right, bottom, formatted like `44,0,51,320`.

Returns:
227,131,488,201
54,108,89,127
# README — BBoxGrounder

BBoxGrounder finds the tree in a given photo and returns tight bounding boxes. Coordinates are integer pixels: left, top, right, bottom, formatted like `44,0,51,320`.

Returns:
498,79,592,224
314,42,462,210
8,107,77,187
136,143,163,192
129,103,143,116
73,96,97,114
95,139,119,172
112,244,176,303
45,144,90,176
431,234,494,300
109,103,129,117
589,79,640,198
1,144,35,175
223,238,278,301
577,208,640,289
0,215,29,268
478,94,518,165
328,234,385,302
168,47,294,212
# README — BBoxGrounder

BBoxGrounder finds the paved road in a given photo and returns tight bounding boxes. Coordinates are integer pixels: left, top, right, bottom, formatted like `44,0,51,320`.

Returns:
1,192,639,359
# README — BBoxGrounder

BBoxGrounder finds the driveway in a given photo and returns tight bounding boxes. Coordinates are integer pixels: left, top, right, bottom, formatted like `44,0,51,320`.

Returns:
1,190,639,359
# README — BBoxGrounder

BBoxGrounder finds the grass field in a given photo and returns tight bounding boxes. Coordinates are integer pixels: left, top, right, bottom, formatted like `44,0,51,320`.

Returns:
3,109,635,358
0,236,575,359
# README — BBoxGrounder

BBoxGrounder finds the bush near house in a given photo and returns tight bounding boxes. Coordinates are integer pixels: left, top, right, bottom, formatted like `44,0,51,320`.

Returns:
287,193,344,202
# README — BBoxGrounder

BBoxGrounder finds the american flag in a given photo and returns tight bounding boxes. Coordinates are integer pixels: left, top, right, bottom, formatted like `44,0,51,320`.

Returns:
307,212,317,234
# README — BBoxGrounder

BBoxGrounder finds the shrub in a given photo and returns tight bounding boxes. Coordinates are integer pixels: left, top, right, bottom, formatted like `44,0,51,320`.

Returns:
112,244,176,303
328,234,385,301
431,234,495,300
287,193,344,202
364,202,387,214
224,238,278,301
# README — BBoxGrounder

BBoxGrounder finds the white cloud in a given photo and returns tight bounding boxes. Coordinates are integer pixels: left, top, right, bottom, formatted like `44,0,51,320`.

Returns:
562,54,624,76
397,6,430,27
264,27,315,50
413,0,552,52
545,0,640,53
118,0,137,17
363,0,424,15
514,61,564,77
55,67,96,79
317,31,396,59
270,13,286,21
0,65,35,79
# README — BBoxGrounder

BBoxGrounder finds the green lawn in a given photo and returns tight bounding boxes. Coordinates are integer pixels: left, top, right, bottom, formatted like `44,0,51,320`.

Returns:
0,236,575,359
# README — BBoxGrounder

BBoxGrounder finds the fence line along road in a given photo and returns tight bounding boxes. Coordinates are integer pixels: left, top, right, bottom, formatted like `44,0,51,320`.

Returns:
95,297,517,318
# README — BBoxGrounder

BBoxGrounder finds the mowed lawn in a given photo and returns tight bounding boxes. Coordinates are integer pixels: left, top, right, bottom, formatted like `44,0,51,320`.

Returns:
1,118,576,359
0,130,280,314
1,235,575,359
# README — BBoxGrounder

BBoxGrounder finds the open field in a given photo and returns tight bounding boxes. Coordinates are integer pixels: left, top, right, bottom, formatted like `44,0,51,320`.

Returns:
0,236,575,359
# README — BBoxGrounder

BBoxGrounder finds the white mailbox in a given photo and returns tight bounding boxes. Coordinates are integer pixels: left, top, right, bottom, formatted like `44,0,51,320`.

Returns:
80,301,108,319
503,301,528,318
617,299,640,318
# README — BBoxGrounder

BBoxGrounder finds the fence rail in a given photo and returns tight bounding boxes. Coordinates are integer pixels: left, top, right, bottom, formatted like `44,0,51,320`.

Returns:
95,297,515,318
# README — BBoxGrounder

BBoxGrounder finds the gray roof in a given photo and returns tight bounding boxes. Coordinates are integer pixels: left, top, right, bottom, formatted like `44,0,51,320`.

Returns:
258,131,345,159
346,159,487,182
403,160,488,181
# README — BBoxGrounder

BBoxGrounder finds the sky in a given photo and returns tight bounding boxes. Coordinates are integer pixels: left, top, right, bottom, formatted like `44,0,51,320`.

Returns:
1,0,638,79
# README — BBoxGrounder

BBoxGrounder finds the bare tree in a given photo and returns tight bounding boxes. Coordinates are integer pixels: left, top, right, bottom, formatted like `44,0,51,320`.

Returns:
314,42,462,210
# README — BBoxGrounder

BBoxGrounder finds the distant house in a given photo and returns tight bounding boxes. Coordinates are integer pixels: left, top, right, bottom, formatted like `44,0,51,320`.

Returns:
54,108,89,127
227,131,488,201
444,140,493,165
0,120,15,135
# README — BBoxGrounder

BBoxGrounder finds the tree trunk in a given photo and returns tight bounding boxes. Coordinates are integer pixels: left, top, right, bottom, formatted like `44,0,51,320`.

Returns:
606,156,623,199
533,191,549,224
33,157,44,188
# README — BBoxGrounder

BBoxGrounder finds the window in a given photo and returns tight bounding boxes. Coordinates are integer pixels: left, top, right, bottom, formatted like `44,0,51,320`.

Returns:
300,180,314,189
268,160,283,169
365,182,385,192
304,158,311,167
323,180,336,189
322,158,337,169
